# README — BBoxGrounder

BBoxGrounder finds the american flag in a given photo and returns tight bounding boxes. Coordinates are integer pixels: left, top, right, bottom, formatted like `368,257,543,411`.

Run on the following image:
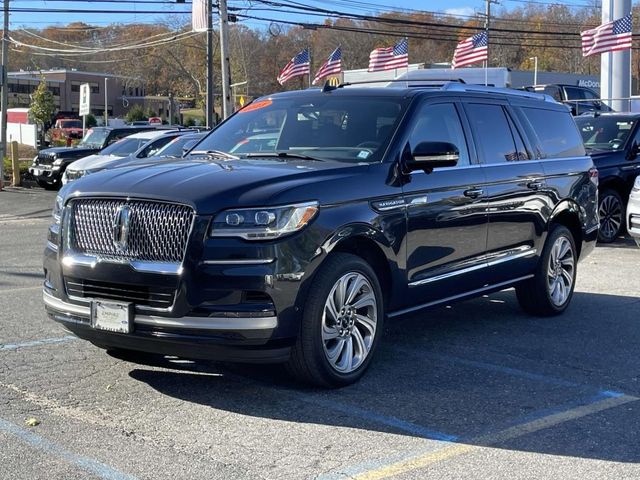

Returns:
452,31,488,69
312,46,342,85
581,14,632,57
368,38,409,72
277,48,310,85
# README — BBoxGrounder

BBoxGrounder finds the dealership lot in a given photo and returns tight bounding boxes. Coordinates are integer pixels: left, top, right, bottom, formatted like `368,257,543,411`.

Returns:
1,187,639,480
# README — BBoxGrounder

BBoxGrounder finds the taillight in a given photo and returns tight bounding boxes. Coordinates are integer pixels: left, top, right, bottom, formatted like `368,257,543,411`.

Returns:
588,167,599,187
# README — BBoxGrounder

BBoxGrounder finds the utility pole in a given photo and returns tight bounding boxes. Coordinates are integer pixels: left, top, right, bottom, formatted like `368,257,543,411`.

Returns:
104,78,108,126
219,0,232,119
205,0,214,128
0,0,9,190
483,0,498,86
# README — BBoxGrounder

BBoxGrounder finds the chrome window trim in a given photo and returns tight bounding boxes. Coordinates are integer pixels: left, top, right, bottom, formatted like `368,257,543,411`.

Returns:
43,290,277,331
409,247,537,287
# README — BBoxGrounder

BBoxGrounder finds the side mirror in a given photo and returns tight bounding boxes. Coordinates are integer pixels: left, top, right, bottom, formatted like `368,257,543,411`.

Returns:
405,141,459,172
628,141,639,160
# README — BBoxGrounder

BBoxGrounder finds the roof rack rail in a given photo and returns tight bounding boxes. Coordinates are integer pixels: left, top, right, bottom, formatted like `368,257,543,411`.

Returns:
322,78,466,92
440,83,556,102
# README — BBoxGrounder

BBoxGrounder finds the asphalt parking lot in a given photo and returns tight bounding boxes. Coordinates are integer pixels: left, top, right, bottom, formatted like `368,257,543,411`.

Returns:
1,186,639,480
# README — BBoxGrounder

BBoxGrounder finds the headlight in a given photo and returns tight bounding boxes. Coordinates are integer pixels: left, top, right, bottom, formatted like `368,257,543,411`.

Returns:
210,202,319,240
52,195,63,224
53,157,62,166
633,176,640,192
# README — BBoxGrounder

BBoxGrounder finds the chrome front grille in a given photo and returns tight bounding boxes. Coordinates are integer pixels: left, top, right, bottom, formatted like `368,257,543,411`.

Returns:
65,277,175,309
37,152,57,165
69,199,194,263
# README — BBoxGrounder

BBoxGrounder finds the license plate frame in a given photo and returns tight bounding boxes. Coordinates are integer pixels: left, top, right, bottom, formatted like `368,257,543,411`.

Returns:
91,300,133,334
32,168,41,176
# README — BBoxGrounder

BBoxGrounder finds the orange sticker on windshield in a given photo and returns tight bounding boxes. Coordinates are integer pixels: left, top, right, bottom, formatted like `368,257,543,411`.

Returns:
239,99,272,113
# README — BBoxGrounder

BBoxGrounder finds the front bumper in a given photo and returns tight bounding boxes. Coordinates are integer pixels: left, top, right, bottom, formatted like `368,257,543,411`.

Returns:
627,191,640,247
29,164,62,184
44,289,292,363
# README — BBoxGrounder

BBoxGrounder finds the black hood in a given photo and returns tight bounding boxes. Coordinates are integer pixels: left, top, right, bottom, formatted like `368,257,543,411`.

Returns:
40,146,99,158
63,158,371,214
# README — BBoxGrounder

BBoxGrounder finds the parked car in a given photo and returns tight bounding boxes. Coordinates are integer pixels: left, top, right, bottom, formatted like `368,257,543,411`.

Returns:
29,125,156,190
44,84,598,387
627,175,640,246
153,132,207,158
574,112,640,242
48,118,84,143
522,84,612,116
62,130,189,184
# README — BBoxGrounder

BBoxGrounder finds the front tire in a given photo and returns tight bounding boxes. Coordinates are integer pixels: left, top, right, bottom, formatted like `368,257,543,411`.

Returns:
516,225,577,316
286,253,384,388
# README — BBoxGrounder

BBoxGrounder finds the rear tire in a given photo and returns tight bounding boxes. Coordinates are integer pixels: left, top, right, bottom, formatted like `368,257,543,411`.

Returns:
598,189,624,243
516,225,577,316
286,253,384,388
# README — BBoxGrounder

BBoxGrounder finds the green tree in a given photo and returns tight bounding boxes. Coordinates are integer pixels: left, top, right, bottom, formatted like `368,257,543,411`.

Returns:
125,104,147,123
85,113,98,128
29,79,56,146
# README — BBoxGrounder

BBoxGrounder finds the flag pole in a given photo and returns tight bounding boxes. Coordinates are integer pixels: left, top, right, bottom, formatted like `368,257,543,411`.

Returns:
308,48,312,88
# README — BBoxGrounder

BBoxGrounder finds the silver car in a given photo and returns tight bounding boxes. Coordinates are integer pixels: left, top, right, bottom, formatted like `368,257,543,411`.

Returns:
627,176,640,247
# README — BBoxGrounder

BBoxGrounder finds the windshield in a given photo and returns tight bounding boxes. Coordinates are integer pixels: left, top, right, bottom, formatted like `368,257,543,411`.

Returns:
575,116,635,151
193,96,407,163
79,128,109,149
99,137,146,156
156,135,203,157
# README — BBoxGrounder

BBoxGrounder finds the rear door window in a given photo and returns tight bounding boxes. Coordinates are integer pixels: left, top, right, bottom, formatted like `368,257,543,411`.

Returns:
465,104,524,164
520,107,586,158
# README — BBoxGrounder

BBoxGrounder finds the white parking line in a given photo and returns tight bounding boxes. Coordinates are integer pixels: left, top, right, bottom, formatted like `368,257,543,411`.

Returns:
0,336,77,351
0,417,138,480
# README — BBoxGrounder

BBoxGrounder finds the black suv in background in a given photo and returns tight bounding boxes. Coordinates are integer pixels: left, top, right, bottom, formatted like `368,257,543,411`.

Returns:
523,84,612,116
574,112,640,242
43,84,598,387
29,125,155,189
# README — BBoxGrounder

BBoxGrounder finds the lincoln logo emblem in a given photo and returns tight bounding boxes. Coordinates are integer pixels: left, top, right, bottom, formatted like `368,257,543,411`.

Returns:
112,205,131,250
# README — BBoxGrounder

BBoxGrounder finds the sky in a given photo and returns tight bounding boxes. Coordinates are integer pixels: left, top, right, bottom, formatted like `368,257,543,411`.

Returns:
5,0,602,29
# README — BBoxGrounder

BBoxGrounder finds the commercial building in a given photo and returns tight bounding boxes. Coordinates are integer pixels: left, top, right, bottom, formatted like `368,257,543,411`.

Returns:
7,69,146,117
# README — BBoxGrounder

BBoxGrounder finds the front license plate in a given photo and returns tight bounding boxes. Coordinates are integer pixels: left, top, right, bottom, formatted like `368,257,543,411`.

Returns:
91,301,133,334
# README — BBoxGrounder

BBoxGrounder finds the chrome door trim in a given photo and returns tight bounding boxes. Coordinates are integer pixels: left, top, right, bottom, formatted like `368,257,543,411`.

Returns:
408,247,537,287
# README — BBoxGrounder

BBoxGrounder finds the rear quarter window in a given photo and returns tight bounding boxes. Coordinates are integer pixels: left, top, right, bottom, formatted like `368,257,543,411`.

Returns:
520,107,586,159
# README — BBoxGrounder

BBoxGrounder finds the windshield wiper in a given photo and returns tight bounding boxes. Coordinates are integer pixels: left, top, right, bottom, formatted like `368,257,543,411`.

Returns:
244,151,323,161
190,149,239,160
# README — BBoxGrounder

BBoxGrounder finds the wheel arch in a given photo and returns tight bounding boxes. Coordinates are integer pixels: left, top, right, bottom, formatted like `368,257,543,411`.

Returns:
548,200,583,258
320,223,402,309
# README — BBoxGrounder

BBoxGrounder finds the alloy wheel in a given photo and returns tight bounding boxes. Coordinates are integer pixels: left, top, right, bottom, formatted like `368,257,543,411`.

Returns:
321,272,378,374
599,194,623,242
546,236,575,307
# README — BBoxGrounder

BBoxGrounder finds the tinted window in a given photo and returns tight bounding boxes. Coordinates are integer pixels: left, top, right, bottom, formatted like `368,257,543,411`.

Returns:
408,103,470,166
138,136,176,158
542,86,562,102
465,104,521,164
100,137,143,156
522,108,586,158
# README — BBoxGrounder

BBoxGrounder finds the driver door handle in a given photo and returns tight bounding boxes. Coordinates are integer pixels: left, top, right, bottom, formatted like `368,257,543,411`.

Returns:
464,188,484,199
527,181,544,190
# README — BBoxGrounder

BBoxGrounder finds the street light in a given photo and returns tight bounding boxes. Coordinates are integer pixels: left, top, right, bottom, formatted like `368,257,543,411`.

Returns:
530,56,538,86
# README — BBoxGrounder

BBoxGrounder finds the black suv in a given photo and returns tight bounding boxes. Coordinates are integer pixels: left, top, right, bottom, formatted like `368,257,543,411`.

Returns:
43,84,598,387
29,125,155,189
574,112,640,242
523,84,612,116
